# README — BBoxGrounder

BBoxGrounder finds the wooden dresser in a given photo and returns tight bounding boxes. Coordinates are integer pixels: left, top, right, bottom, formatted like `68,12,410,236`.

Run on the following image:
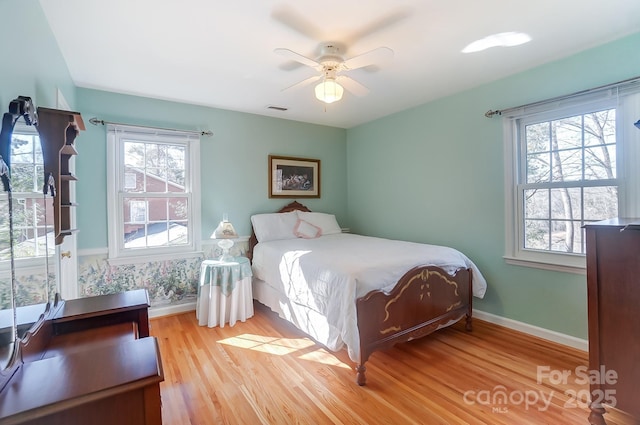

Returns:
0,289,163,425
584,218,640,425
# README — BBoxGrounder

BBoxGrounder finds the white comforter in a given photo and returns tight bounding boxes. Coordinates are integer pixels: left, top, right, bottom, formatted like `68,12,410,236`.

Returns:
251,233,487,362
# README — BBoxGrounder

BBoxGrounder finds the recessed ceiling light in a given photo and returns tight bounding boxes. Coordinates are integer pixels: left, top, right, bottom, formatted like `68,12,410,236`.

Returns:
462,32,531,53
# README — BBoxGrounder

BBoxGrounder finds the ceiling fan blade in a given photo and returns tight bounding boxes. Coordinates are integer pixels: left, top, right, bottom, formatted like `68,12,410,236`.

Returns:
282,75,322,92
271,5,324,41
346,8,411,44
278,60,305,71
343,47,394,71
336,75,369,97
274,48,321,69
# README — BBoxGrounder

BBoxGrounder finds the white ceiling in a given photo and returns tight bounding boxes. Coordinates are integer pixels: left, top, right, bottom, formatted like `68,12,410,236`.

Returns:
39,0,640,129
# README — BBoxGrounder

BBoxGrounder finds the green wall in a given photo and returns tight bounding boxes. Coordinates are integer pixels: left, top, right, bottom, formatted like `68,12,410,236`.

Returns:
4,0,640,339
346,32,640,339
75,89,347,248
0,0,76,110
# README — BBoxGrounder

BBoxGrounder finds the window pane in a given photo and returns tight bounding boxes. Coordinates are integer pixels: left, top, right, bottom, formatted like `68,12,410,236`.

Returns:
124,141,145,193
124,172,137,190
123,166,143,193
0,196,54,260
146,144,167,169
10,134,35,160
167,146,185,188
124,198,146,244
584,110,616,146
584,145,616,180
524,220,549,250
525,189,549,219
169,222,189,244
129,200,147,223
525,122,550,154
584,186,618,221
526,153,550,183
550,220,583,253
9,164,37,192
550,188,581,220
149,198,168,221
553,116,582,151
123,196,189,249
552,148,582,181
169,168,185,190
169,198,188,221
145,167,166,193
35,197,54,228
124,141,145,167
124,223,166,249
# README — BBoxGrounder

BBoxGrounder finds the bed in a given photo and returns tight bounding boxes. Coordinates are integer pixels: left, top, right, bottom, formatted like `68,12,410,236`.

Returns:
247,201,487,385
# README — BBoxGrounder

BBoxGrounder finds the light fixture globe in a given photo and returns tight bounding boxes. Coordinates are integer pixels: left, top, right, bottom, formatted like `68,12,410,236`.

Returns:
315,79,344,104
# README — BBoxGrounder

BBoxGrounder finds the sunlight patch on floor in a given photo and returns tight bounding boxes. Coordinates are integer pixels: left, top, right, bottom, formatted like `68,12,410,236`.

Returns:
298,349,351,369
218,333,350,368
219,333,315,355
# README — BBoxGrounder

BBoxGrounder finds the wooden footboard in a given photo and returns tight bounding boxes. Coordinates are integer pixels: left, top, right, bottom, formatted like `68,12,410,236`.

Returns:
355,265,472,386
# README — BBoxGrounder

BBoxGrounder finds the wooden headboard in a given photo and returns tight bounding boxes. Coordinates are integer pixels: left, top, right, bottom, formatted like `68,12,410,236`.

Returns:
246,201,312,262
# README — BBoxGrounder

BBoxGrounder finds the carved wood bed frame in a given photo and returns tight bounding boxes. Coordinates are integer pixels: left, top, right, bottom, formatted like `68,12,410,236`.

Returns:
247,201,473,386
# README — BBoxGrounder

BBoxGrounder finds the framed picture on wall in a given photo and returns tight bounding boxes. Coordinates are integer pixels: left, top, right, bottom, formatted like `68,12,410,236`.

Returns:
269,155,320,198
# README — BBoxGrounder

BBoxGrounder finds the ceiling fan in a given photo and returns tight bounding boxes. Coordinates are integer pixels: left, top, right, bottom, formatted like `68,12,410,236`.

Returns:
275,43,394,104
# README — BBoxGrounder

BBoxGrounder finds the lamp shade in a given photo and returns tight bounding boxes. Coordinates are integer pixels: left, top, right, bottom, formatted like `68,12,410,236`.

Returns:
211,216,238,261
315,79,344,104
211,219,238,239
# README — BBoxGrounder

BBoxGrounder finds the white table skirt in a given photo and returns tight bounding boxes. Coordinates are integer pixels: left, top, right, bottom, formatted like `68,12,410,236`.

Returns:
197,276,254,327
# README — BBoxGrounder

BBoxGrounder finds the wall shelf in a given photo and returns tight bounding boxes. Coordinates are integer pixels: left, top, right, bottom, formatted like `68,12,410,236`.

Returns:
36,107,85,245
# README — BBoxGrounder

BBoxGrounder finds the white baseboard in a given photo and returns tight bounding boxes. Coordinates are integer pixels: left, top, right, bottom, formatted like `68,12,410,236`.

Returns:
149,301,196,318
473,309,588,352
146,304,588,351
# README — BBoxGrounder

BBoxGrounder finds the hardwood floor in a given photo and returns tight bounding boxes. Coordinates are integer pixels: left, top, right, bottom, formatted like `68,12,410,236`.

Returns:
151,302,637,425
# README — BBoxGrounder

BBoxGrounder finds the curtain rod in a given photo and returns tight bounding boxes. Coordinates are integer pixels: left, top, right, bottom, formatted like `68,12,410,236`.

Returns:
484,75,640,118
89,117,213,137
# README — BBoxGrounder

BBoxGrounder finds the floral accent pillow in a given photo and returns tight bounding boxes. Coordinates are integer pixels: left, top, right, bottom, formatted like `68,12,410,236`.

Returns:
293,218,322,239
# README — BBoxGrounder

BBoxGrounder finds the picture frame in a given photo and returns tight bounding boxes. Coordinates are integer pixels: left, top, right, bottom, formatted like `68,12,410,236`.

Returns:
269,155,320,198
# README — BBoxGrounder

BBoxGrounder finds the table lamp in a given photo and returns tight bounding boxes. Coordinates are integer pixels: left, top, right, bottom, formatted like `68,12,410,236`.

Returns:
211,214,238,261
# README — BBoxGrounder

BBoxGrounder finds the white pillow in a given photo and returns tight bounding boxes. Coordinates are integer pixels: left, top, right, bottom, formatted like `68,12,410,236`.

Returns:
251,212,298,242
296,211,342,235
294,219,322,239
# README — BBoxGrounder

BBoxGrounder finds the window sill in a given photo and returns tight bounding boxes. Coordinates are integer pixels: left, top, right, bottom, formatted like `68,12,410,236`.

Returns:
503,255,586,275
107,250,204,266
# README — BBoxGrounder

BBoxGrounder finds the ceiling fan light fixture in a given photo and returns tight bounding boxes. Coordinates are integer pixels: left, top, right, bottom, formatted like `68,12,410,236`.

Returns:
315,79,344,104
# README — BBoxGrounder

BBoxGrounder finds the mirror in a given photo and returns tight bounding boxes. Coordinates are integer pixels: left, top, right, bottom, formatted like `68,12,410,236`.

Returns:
0,99,54,371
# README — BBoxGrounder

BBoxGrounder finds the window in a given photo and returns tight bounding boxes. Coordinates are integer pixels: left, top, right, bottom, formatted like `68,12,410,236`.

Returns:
521,108,618,254
0,124,54,265
107,125,201,260
504,81,640,272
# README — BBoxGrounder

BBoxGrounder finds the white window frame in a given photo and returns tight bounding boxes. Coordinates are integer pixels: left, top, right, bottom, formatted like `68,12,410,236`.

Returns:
504,84,640,273
106,124,201,262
